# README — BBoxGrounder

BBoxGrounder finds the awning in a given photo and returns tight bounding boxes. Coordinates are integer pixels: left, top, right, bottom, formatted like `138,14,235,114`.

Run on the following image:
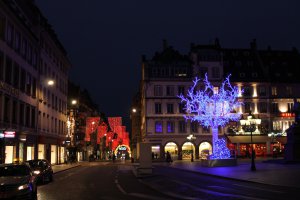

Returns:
228,135,270,144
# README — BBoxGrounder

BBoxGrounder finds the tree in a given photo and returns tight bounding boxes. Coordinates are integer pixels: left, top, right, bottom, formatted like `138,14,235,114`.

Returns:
178,74,242,159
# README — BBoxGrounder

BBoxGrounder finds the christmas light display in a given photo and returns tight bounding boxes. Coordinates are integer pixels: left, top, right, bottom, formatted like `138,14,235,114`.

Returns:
178,74,242,159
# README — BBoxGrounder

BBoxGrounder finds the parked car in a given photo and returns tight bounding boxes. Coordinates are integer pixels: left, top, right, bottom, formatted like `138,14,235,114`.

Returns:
26,159,53,184
0,163,37,199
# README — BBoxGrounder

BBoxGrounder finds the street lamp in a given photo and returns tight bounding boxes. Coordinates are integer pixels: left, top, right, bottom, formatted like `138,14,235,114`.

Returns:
240,112,261,171
187,134,196,162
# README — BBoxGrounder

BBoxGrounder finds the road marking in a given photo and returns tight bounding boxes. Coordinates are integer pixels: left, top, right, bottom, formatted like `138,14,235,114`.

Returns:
129,192,175,200
233,184,284,193
171,179,266,200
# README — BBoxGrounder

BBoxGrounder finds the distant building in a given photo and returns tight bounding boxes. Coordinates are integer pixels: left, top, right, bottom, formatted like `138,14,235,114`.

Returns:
136,39,300,160
0,0,71,164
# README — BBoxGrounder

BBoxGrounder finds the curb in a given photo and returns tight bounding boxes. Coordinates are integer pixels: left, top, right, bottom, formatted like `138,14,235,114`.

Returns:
53,164,81,174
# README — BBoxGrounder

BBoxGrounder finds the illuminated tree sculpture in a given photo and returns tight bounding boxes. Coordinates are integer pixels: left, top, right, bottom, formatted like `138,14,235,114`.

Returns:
179,74,242,159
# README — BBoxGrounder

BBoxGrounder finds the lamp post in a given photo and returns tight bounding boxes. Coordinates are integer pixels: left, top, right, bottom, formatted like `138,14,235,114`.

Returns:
240,112,261,171
187,134,196,162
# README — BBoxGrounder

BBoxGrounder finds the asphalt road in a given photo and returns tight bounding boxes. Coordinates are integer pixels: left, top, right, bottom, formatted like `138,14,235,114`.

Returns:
142,165,300,200
37,162,174,200
37,162,299,200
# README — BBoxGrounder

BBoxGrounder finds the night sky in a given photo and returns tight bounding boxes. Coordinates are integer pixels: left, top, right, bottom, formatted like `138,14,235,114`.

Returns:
35,0,300,128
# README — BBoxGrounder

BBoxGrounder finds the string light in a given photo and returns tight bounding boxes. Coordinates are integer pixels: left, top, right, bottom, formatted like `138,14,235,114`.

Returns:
178,73,242,159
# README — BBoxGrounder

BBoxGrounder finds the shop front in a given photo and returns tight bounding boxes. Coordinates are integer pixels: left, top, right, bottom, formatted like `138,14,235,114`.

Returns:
227,135,286,158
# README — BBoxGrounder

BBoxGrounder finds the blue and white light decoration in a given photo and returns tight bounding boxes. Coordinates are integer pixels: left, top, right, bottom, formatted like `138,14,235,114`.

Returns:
178,73,243,159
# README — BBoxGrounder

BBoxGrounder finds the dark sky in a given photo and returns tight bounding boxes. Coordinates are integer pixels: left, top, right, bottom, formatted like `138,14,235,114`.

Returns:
35,0,300,128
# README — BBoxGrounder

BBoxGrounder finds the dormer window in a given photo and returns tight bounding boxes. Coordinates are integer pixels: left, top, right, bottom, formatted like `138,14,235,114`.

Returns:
252,73,258,78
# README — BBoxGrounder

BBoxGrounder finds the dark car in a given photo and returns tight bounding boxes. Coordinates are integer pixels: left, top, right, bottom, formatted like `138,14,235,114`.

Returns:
26,159,53,184
0,163,37,199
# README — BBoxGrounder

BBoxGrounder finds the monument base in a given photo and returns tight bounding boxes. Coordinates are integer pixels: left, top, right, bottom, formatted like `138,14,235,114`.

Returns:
201,158,237,167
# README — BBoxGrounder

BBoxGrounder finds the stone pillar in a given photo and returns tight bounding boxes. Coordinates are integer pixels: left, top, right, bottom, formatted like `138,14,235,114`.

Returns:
266,141,271,156
195,144,199,159
178,145,182,160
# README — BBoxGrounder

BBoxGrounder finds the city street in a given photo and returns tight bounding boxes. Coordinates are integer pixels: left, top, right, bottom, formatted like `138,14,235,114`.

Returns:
38,160,300,200
37,161,174,200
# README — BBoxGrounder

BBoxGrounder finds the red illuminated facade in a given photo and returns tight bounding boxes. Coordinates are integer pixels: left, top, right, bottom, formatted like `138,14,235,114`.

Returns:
85,117,130,158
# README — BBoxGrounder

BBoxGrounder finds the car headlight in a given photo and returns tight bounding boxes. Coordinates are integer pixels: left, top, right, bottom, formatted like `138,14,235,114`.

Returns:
33,170,41,175
18,184,30,190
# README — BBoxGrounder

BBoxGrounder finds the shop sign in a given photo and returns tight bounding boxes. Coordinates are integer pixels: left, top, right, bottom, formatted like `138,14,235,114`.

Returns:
119,146,127,151
4,131,15,138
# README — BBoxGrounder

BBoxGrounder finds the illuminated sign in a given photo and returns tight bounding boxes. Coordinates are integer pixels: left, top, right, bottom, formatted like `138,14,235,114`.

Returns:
280,113,295,117
119,146,127,151
0,133,4,138
4,131,16,138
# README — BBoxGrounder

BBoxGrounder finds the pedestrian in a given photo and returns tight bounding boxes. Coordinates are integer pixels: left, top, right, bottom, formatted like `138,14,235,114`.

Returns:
152,152,155,160
166,151,172,163
112,154,116,163
155,153,158,159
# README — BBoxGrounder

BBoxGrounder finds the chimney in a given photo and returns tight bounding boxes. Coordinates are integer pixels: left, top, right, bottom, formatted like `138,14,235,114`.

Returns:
163,39,168,50
250,39,257,50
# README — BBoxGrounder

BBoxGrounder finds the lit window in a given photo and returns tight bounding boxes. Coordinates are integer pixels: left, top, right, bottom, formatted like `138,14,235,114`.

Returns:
271,87,277,96
155,121,163,133
167,121,175,133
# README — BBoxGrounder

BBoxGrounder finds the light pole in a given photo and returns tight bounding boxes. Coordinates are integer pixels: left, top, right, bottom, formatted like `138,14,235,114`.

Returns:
187,134,196,162
240,112,261,171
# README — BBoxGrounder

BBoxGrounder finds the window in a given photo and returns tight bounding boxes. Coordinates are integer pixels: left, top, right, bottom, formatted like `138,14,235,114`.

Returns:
288,103,294,113
191,121,198,133
19,103,24,126
178,86,185,96
199,67,208,78
244,102,252,113
178,120,186,133
155,121,163,133
178,103,185,113
202,126,210,133
271,102,279,113
5,56,12,84
213,87,219,94
154,85,163,96
166,85,174,96
212,67,220,78
258,86,266,96
12,100,17,124
167,121,175,133
243,86,251,97
258,102,267,113
155,103,162,114
286,86,292,96
271,87,277,96
167,103,173,114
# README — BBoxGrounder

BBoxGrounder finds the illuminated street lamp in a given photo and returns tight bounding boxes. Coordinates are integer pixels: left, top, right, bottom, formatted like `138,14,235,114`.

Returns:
187,134,196,162
240,112,261,171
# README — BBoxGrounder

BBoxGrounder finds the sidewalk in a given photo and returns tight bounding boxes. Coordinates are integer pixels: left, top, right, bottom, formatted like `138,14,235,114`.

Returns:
52,162,81,174
160,157,300,188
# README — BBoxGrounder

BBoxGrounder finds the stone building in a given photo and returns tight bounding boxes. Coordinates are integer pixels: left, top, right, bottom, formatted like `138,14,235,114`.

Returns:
134,39,300,160
0,0,71,164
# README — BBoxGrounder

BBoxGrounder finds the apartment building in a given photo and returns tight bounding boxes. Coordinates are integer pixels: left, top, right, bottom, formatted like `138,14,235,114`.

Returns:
0,0,71,164
136,39,300,160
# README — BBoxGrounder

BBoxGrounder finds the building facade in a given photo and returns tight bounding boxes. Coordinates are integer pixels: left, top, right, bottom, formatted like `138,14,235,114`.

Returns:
0,0,71,164
137,39,300,161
